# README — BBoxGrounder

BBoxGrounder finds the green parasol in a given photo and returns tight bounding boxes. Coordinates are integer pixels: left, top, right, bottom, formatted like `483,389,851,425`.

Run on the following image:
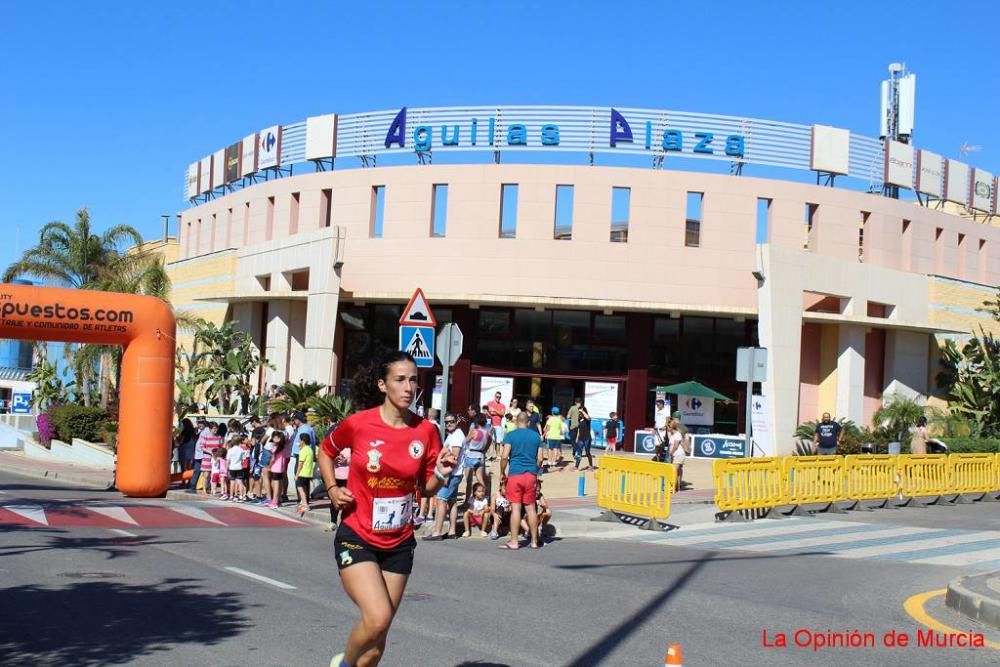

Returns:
658,380,733,402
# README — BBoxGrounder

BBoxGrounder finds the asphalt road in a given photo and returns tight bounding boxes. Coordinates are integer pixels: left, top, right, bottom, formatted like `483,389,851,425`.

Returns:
0,470,997,667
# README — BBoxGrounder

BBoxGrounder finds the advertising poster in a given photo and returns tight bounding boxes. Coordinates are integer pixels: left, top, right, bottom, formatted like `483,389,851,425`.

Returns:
750,394,774,457
679,394,714,426
691,434,746,459
585,381,618,446
478,376,513,411
224,141,242,183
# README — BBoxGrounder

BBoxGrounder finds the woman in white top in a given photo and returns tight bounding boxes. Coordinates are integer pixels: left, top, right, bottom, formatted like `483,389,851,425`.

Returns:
667,419,688,492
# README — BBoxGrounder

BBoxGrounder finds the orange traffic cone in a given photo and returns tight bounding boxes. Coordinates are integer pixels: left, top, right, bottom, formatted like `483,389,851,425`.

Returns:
664,643,683,667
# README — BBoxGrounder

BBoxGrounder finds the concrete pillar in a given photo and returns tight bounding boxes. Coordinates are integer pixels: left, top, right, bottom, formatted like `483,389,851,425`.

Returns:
303,292,339,388
835,325,866,424
757,246,803,455
266,301,291,385
883,330,929,401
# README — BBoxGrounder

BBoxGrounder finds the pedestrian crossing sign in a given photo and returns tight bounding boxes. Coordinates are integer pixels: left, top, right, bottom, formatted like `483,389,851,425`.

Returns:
399,325,435,367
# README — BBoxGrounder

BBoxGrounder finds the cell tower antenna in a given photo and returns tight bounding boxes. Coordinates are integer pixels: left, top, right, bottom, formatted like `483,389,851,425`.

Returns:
880,62,916,199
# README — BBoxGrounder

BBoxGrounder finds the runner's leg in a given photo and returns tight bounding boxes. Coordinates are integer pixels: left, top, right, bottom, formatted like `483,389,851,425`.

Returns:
340,563,409,667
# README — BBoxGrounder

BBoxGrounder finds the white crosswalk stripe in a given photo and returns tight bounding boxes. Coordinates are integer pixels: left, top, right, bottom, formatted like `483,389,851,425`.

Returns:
169,504,227,525
2,503,48,525
87,506,140,526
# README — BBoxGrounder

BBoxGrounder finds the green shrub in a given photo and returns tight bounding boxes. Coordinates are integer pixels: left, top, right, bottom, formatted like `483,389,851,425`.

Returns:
47,405,109,443
937,438,1000,453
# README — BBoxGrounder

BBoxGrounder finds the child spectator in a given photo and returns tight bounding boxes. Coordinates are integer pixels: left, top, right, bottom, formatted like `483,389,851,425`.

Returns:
199,423,223,494
462,483,489,538
216,447,230,499
209,447,223,497
488,482,510,540
295,433,316,516
604,411,620,454
522,480,552,541
267,432,289,509
226,440,246,500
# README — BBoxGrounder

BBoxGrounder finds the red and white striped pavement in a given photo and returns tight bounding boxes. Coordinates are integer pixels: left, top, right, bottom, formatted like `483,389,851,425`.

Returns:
0,499,307,529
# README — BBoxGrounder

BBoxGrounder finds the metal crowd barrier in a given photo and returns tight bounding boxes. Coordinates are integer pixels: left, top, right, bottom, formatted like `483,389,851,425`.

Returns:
712,453,1000,520
594,455,676,530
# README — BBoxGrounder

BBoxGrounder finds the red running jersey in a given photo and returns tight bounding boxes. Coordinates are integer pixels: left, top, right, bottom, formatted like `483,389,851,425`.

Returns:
322,407,442,549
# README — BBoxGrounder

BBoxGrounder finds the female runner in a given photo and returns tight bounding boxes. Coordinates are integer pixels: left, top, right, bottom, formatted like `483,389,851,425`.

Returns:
319,351,457,667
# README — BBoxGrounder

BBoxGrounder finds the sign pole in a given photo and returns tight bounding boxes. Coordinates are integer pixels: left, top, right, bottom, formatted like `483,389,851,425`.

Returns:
439,324,452,439
745,347,754,458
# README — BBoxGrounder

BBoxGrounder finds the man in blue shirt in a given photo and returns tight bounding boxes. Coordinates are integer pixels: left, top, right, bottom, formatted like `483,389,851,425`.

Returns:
499,412,544,550
813,412,843,455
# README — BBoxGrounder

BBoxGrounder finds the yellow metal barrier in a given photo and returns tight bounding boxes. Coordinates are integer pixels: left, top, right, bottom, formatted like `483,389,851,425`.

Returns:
843,454,899,501
782,456,844,506
897,454,949,498
948,453,998,495
713,457,785,512
595,456,675,523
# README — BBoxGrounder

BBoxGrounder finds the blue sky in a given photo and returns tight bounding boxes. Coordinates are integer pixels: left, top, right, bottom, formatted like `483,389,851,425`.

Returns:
2,1,998,274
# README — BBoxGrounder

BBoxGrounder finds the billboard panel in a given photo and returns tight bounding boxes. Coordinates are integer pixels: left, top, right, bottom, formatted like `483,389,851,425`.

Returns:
224,141,242,183
809,125,850,175
212,149,225,189
995,177,999,215
970,168,993,212
258,125,281,169
898,73,916,137
915,150,943,198
305,113,339,160
199,155,213,194
185,162,200,199
944,159,970,205
883,140,914,189
240,133,258,178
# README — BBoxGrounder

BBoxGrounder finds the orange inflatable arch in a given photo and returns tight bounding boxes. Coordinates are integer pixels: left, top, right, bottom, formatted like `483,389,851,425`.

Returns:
0,283,175,497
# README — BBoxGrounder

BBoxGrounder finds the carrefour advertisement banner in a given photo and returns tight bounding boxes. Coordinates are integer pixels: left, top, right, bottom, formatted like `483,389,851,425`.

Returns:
678,394,714,426
585,381,618,446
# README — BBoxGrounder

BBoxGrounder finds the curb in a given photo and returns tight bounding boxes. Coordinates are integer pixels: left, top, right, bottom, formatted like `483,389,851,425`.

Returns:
164,489,333,529
2,463,114,490
946,571,1000,631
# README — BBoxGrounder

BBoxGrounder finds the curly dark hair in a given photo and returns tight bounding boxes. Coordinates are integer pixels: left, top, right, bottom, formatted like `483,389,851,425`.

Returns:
349,351,417,410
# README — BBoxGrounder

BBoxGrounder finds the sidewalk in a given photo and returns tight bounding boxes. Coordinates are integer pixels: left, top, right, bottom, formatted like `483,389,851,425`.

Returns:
0,450,114,489
947,570,1000,631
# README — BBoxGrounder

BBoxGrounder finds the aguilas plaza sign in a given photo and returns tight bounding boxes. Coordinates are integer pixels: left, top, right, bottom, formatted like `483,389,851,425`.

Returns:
383,107,746,157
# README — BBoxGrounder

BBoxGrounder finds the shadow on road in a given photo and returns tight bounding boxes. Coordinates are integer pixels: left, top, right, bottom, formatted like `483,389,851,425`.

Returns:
0,577,250,665
0,533,191,559
562,556,711,667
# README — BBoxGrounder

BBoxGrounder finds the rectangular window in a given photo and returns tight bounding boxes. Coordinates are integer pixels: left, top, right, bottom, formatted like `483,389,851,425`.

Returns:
499,184,518,238
321,188,332,228
685,192,703,248
901,219,911,271
431,184,448,237
979,239,988,283
225,208,233,248
554,185,574,240
804,203,818,249
289,192,300,235
755,198,771,243
610,187,630,242
266,196,275,241
186,222,193,256
934,227,944,274
243,201,250,246
858,211,870,262
957,233,966,278
210,214,217,252
371,186,385,238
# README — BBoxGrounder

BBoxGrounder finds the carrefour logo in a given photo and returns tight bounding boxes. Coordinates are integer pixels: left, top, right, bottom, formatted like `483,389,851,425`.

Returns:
975,181,991,197
261,132,276,153
687,397,703,411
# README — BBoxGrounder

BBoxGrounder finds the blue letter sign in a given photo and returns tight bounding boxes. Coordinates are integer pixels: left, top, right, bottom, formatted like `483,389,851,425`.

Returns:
609,108,633,147
384,107,407,148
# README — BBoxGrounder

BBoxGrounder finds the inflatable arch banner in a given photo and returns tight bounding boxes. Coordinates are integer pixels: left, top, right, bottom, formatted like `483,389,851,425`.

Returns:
0,283,176,498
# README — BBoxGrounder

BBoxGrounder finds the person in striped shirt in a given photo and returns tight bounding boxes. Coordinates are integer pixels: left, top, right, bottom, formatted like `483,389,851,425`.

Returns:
198,423,223,494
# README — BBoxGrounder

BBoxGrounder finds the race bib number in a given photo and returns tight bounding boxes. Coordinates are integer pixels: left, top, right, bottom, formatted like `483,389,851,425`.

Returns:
372,494,413,532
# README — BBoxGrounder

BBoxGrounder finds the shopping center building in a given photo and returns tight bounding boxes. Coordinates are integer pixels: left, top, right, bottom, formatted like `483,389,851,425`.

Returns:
168,105,1000,453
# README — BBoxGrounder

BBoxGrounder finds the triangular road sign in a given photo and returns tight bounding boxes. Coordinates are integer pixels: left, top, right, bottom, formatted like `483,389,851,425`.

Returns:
399,288,436,326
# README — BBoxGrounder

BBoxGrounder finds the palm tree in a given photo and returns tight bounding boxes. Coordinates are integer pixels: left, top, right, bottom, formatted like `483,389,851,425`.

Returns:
3,208,143,287
269,381,327,414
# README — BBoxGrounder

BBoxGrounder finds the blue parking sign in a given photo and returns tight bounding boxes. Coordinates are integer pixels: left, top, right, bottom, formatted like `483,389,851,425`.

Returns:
11,392,32,414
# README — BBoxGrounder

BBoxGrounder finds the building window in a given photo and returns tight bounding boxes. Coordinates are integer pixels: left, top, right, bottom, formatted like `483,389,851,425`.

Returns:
979,239,988,283
321,188,332,228
901,219,911,271
499,184,518,238
858,211,870,262
186,222,193,256
289,192,300,235
431,184,448,237
210,214,217,252
371,186,385,238
610,187,630,242
804,203,818,249
934,227,944,274
225,208,233,248
685,192,703,248
554,185,574,240
756,198,771,243
266,196,275,241
957,233,966,278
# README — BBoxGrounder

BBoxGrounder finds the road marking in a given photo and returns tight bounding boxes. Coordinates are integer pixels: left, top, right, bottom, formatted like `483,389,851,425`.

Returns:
88,506,140,526
2,503,48,525
224,566,297,590
232,503,306,525
736,525,925,552
903,589,1000,650
107,528,137,538
169,505,227,525
646,519,847,544
835,530,993,558
910,544,1000,567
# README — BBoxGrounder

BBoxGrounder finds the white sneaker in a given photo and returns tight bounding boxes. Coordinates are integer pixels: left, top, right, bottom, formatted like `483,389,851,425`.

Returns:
330,652,346,667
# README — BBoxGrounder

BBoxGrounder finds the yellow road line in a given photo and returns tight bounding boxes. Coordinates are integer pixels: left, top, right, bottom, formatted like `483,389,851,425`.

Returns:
903,588,1000,650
